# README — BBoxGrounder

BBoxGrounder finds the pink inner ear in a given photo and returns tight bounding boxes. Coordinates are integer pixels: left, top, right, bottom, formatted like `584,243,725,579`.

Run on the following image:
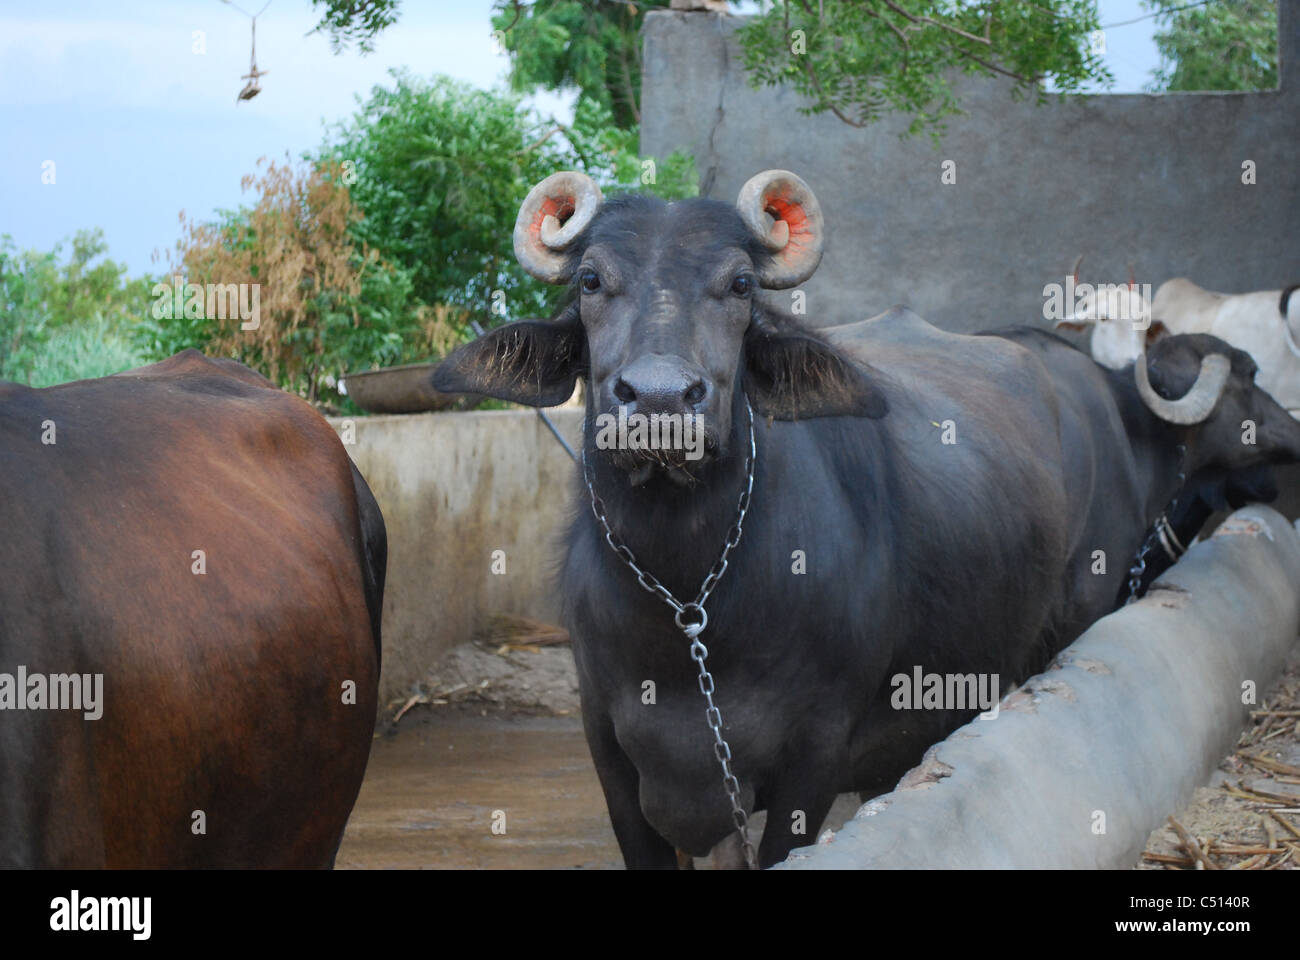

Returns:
529,195,576,240
764,194,812,259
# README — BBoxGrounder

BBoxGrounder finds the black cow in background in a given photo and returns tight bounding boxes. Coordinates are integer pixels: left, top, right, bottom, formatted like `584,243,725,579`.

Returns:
435,170,1300,868
987,328,1300,609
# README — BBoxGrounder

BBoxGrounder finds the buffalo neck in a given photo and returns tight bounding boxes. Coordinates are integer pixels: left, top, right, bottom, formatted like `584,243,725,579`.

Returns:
1111,372,1192,519
580,387,758,603
1141,425,1188,518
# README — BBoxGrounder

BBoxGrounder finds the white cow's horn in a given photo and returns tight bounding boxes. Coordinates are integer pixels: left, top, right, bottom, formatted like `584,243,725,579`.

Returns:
514,171,604,284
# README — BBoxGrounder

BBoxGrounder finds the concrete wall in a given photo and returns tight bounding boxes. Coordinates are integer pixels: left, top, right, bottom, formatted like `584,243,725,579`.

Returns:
328,410,582,705
641,7,1300,335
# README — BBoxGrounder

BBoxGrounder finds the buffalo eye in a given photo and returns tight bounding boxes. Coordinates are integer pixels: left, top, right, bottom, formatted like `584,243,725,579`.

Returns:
580,270,601,294
730,275,753,298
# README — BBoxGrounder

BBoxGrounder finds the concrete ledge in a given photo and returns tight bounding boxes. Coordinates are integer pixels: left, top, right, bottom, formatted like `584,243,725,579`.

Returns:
778,505,1300,869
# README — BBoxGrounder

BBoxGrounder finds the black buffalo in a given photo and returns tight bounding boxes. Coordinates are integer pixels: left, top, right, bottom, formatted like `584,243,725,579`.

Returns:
987,327,1300,608
435,170,1300,868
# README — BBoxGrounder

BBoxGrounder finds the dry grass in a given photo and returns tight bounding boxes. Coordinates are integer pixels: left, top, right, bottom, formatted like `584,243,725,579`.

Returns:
1139,658,1300,870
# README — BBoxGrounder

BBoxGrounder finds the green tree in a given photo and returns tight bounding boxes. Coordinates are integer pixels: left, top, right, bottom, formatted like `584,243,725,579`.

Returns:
314,71,696,334
1145,0,1276,92
314,0,674,133
309,0,402,53
491,0,673,130
0,239,56,379
142,156,444,408
317,72,572,325
0,230,149,385
738,1,1111,138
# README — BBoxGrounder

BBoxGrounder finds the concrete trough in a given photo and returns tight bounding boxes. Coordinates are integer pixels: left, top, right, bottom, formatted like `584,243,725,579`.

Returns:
778,505,1300,870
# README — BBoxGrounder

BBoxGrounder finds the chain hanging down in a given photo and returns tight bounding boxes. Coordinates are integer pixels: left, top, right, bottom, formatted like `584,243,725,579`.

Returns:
583,401,759,869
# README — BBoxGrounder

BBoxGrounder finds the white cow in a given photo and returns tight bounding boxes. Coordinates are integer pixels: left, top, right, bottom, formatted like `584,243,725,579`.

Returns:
1061,272,1300,417
1150,280,1300,412
1058,280,1156,370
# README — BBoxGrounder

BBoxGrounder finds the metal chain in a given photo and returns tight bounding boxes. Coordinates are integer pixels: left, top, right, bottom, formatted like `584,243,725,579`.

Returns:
1124,535,1153,605
582,401,759,869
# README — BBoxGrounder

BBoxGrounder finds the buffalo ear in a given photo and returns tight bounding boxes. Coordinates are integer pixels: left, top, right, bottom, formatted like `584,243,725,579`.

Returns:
743,325,888,420
432,316,584,407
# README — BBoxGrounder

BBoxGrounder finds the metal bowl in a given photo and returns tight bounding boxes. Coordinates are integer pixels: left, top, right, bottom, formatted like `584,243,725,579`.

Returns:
341,362,483,415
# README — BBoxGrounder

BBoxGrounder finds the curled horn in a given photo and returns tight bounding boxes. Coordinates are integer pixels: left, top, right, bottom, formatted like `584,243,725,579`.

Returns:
1127,262,1136,290
513,171,603,284
1134,342,1231,426
737,170,825,289
1071,254,1084,285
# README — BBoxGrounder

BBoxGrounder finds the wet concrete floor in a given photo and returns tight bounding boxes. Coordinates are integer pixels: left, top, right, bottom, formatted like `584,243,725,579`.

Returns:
337,711,622,869
336,708,859,869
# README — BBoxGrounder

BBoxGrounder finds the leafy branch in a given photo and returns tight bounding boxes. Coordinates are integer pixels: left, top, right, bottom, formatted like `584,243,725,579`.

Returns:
737,1,1112,139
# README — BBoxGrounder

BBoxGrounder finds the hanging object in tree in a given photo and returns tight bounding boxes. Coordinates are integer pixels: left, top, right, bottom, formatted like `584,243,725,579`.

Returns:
222,0,272,103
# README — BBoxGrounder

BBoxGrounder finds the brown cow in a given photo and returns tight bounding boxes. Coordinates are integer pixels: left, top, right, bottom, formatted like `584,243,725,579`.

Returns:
0,350,385,867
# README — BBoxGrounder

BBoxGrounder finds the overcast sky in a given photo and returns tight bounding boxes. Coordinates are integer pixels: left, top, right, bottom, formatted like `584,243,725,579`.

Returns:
0,1,1162,277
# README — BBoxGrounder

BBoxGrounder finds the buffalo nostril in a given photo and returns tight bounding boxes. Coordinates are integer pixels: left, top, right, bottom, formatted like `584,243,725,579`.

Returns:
613,379,637,404
683,381,707,407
